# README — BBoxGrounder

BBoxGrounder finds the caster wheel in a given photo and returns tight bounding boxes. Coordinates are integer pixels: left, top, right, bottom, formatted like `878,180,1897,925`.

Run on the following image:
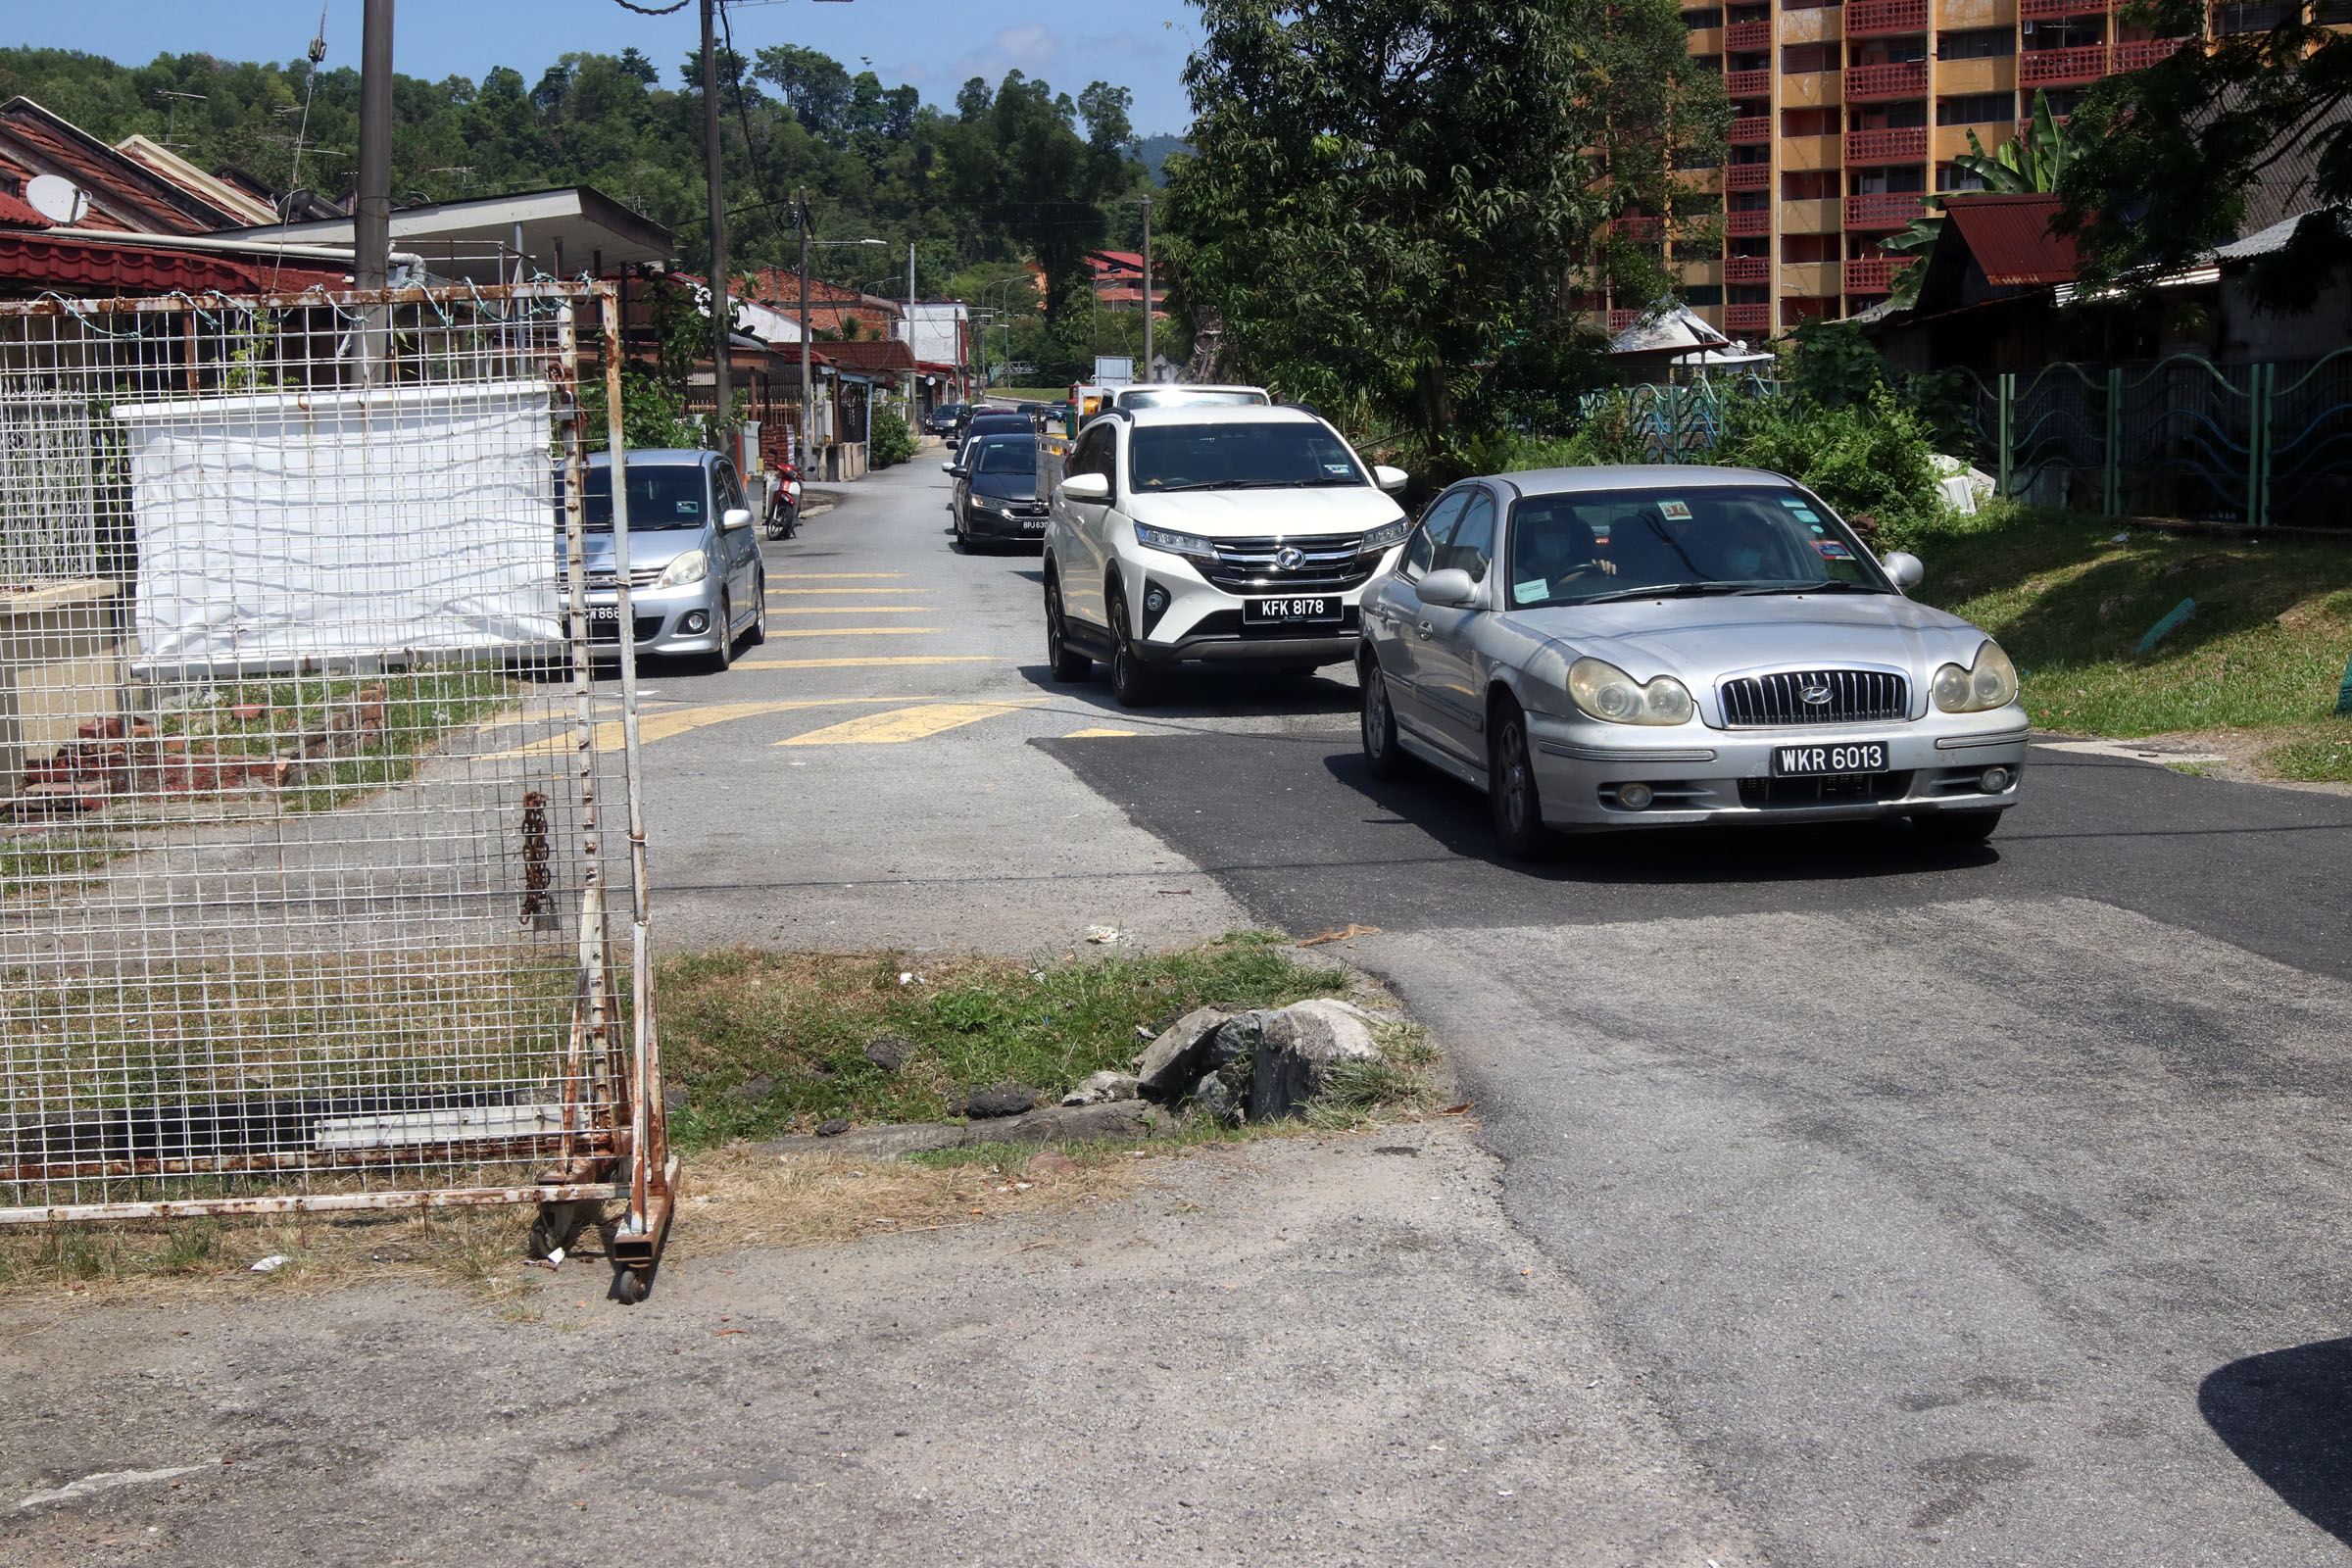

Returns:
615,1268,649,1304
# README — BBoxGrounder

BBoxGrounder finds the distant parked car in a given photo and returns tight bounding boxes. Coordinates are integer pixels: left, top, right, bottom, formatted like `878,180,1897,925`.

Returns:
947,431,1047,551
558,449,764,673
1354,465,2028,857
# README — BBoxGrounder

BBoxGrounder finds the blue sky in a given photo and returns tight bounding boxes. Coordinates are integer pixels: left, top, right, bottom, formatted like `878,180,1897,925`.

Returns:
13,0,1201,134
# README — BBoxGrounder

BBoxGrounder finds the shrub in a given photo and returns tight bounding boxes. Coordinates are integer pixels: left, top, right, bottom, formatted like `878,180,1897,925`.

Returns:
1713,386,1944,545
868,409,917,467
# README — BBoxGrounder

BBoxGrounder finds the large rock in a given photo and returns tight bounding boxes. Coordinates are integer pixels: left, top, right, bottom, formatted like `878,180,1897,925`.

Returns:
991,1099,1169,1146
1133,1007,1231,1101
962,1082,1039,1119
1061,1071,1140,1106
1192,1071,1241,1126
1250,999,1383,1122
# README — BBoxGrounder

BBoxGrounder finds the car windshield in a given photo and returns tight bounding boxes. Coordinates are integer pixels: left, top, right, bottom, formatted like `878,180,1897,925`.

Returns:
1129,421,1366,492
971,437,1035,476
563,466,710,531
1119,389,1266,409
1504,485,1889,607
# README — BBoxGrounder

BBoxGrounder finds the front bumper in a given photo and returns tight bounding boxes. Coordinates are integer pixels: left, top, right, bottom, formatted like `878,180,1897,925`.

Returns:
571,584,726,658
1122,543,1399,669
965,502,1051,541
1525,709,2031,829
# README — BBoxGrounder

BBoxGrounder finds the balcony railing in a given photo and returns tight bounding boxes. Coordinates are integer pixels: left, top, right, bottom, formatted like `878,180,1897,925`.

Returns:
1842,256,1911,291
1845,125,1930,163
1844,61,1929,98
1727,162,1773,189
1844,191,1929,227
1613,216,1667,240
2112,35,2195,69
1728,209,1772,236
2021,43,2111,83
1728,19,1774,46
1726,304,1772,334
1608,310,1642,335
2020,0,2108,15
1844,0,1929,32
1731,115,1774,142
1726,67,1775,95
1727,256,1771,283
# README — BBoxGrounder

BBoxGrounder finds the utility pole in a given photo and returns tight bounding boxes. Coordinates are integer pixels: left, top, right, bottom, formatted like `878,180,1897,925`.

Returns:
701,0,731,460
798,189,812,474
1140,195,1153,383
354,0,393,383
906,240,918,425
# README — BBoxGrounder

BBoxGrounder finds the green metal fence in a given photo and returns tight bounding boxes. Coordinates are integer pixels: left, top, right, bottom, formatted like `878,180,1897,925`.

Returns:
1965,351,2352,526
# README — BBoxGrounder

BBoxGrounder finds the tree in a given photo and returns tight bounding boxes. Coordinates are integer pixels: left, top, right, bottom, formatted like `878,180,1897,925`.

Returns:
1164,0,1725,457
1880,91,2079,306
2056,5,2352,310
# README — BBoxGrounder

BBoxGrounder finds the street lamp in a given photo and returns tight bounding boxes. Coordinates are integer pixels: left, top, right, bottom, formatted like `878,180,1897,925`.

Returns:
791,199,885,472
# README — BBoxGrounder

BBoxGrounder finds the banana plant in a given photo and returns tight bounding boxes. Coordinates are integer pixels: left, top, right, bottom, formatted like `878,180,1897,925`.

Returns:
1875,91,2075,307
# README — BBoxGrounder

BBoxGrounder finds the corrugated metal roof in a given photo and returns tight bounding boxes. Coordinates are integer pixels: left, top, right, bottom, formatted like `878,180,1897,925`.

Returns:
0,232,345,296
1940,193,2080,287
821,337,916,372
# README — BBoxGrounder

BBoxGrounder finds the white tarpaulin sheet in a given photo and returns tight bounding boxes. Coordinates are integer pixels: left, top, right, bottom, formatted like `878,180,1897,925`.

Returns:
114,380,562,667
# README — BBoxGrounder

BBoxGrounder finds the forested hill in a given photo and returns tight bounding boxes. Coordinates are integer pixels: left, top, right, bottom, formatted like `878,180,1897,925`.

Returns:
0,44,1157,306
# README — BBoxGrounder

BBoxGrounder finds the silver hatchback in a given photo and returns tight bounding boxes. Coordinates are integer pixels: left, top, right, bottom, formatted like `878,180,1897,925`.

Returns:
1356,465,2028,857
562,449,766,671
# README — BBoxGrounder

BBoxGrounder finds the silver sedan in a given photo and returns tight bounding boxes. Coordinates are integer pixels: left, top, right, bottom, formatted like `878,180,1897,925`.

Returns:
1356,465,2029,857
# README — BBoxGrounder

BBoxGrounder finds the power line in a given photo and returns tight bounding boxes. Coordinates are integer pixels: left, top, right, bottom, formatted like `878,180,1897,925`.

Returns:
612,0,690,13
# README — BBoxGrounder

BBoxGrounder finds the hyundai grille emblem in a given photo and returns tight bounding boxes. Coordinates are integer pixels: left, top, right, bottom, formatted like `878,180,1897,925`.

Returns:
1799,682,1835,706
1274,545,1305,571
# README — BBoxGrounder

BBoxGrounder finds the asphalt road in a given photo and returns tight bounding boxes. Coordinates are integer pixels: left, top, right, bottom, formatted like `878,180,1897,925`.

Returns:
637,455,2352,1562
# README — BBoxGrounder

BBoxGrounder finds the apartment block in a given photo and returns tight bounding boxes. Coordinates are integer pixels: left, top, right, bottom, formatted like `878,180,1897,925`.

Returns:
1662,0,2295,338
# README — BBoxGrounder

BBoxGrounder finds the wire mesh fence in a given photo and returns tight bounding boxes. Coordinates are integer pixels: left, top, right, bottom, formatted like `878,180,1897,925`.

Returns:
0,282,672,1283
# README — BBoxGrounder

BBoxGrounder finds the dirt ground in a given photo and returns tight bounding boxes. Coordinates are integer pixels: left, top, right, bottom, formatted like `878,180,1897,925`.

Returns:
0,1126,1756,1568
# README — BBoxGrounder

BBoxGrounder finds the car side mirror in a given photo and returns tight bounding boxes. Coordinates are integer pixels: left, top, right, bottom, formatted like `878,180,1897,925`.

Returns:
946,465,968,478
1061,471,1112,503
721,508,753,531
1373,465,1408,493
1881,550,1925,590
1418,567,1478,608
940,462,957,473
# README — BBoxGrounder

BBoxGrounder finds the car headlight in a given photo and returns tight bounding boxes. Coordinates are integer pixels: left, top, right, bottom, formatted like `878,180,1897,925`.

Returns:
658,548,709,587
1134,523,1218,561
1932,640,2019,713
1568,658,1694,725
1358,517,1410,554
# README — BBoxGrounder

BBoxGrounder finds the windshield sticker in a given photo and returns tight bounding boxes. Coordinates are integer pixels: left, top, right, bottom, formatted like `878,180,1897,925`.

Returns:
1657,499,1692,521
1513,577,1549,604
675,500,701,514
1778,495,1809,509
1815,539,1855,560
1792,509,1820,523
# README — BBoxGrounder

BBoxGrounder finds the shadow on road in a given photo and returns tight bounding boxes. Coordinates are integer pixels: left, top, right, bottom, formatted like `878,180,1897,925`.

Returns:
1011,662,1363,722
1316,749,2002,886
2199,1340,2352,1546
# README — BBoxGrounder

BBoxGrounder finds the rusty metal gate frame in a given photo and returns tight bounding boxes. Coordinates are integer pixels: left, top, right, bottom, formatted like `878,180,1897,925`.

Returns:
0,281,675,1295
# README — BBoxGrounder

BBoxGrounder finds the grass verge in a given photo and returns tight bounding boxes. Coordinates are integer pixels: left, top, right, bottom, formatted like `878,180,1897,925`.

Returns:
659,931,1371,1147
1908,503,2352,779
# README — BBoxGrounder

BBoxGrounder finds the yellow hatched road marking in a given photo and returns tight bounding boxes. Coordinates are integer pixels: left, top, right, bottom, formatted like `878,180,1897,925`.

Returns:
768,606,932,613
736,656,998,670
770,573,906,579
767,587,933,595
1062,728,1140,738
478,698,928,759
777,700,1047,747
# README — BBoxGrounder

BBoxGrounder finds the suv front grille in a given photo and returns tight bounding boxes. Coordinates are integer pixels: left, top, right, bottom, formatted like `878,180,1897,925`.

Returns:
1719,668,1909,726
1201,533,1378,594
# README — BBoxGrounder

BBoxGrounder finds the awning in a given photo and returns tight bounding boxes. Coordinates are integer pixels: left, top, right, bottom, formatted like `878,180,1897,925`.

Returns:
0,231,347,296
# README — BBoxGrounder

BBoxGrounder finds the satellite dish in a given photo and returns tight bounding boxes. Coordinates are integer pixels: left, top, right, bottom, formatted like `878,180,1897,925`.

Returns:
24,173,88,225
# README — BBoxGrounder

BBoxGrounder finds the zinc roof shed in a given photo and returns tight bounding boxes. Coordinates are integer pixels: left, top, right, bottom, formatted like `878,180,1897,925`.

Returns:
1936,193,2082,288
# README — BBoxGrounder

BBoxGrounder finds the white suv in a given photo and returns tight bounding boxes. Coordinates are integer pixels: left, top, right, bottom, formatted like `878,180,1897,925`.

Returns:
1042,405,1410,705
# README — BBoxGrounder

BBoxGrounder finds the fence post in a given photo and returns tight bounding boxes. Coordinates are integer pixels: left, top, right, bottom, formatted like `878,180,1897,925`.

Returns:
2103,367,2123,517
2247,363,2274,528
1996,373,2014,499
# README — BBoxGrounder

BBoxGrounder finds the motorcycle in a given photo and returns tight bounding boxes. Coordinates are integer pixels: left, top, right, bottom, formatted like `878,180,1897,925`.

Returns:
763,464,805,540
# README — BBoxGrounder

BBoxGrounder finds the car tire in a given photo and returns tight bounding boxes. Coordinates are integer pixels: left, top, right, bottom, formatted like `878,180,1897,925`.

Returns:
1489,700,1550,859
1045,573,1091,682
1914,808,2002,847
743,573,765,647
1360,656,1409,781
1107,586,1157,709
703,593,733,674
